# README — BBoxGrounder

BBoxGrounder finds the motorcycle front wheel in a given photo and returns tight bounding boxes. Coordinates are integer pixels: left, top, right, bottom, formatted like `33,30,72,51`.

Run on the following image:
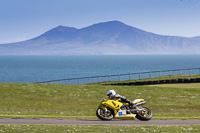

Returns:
136,106,152,121
96,108,114,121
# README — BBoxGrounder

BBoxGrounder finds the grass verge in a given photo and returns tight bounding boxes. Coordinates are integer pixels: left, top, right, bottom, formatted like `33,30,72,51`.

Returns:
0,125,200,133
0,81,200,119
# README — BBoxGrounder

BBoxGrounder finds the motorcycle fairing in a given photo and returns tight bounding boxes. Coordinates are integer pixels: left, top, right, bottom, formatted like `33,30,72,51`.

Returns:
99,98,136,119
115,109,136,119
101,99,123,111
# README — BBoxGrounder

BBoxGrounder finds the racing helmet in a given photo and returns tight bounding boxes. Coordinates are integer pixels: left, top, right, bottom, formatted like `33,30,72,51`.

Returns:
107,90,116,97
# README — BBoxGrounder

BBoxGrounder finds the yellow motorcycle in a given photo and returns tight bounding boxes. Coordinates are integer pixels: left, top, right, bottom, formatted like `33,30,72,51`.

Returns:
96,97,152,121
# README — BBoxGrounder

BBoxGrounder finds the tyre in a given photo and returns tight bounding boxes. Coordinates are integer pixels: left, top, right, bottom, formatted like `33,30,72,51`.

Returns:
96,108,114,121
136,106,152,121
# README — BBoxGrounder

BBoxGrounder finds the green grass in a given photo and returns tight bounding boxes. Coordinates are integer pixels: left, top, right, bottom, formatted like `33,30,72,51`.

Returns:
0,125,200,133
0,81,200,119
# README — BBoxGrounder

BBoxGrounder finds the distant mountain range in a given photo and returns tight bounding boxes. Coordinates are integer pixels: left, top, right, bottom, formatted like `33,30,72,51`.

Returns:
0,20,200,55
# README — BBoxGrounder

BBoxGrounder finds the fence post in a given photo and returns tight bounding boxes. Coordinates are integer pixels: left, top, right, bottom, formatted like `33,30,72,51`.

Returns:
37,67,200,85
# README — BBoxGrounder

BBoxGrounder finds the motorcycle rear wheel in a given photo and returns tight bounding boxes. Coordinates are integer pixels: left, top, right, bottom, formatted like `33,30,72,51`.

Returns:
96,108,114,121
136,106,152,121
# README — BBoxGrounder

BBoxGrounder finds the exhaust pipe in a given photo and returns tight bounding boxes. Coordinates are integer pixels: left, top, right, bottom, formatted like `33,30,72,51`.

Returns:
130,101,146,113
135,101,146,106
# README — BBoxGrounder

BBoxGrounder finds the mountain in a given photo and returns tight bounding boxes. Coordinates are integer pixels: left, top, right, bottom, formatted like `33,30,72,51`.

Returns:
0,20,200,55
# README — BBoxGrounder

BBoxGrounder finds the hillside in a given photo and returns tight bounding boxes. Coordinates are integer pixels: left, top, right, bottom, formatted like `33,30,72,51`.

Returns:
0,21,200,55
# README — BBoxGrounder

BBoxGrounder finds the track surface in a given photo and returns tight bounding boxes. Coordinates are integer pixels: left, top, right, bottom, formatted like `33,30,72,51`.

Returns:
0,118,200,125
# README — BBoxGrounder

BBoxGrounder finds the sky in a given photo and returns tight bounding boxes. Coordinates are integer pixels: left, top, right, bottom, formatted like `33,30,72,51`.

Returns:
0,0,200,44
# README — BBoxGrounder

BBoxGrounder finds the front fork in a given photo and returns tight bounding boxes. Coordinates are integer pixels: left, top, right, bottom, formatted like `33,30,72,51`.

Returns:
99,106,110,116
104,108,109,116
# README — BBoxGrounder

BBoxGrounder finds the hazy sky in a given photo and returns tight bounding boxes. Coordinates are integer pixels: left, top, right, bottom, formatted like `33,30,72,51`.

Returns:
0,0,200,44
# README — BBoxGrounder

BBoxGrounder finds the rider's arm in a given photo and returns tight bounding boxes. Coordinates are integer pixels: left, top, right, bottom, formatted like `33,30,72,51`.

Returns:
118,95,134,105
111,94,133,105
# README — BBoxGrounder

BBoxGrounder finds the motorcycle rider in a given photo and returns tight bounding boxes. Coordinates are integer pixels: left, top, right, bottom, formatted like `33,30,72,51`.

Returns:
107,90,134,106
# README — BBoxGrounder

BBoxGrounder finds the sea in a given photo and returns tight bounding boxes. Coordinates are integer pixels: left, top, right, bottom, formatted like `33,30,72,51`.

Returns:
0,55,200,84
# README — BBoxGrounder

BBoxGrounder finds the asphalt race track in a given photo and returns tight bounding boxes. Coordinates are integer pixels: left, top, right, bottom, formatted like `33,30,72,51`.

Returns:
0,118,200,125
